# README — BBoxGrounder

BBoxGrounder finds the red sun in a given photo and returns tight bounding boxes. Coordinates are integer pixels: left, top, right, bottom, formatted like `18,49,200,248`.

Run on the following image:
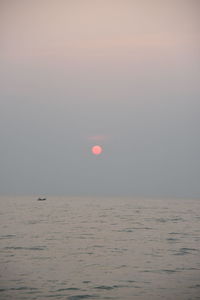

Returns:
91,145,103,155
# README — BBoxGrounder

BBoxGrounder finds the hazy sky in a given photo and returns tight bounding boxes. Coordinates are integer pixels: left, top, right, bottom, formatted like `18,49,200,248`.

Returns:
0,0,199,197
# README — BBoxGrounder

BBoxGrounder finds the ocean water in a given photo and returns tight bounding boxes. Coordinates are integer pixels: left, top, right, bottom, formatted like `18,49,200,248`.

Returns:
0,196,200,300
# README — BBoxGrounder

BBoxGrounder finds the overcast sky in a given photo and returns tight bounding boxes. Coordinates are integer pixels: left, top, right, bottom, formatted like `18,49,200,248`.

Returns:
0,0,199,197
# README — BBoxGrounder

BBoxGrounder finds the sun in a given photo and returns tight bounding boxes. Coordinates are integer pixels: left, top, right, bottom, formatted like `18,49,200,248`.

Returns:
91,145,103,155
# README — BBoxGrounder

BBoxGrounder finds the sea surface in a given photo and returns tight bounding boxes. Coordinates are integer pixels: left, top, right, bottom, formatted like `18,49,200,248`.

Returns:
0,196,200,300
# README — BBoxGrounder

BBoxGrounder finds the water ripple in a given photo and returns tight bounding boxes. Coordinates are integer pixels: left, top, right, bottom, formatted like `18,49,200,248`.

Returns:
68,295,98,300
4,246,47,251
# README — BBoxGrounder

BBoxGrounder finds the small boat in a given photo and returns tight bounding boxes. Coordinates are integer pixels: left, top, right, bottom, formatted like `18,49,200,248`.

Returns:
37,197,46,201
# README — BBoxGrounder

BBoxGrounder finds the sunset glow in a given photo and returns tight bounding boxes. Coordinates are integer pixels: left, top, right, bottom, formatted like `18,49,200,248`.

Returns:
91,145,103,155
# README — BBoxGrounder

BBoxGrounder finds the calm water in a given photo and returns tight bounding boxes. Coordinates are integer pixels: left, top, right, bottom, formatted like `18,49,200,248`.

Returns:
0,196,200,300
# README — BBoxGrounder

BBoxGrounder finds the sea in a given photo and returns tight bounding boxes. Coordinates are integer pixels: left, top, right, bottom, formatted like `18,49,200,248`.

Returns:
0,196,200,300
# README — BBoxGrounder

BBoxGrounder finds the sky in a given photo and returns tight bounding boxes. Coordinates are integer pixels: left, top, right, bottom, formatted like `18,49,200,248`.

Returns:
0,0,199,197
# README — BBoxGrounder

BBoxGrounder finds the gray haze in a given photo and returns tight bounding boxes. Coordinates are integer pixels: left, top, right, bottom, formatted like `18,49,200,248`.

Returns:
0,0,199,197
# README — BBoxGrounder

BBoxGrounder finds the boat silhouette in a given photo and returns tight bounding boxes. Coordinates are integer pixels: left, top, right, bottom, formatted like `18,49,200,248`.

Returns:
37,197,46,201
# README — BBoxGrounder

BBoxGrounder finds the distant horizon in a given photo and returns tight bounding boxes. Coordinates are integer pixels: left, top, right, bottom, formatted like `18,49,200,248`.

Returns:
0,194,199,200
